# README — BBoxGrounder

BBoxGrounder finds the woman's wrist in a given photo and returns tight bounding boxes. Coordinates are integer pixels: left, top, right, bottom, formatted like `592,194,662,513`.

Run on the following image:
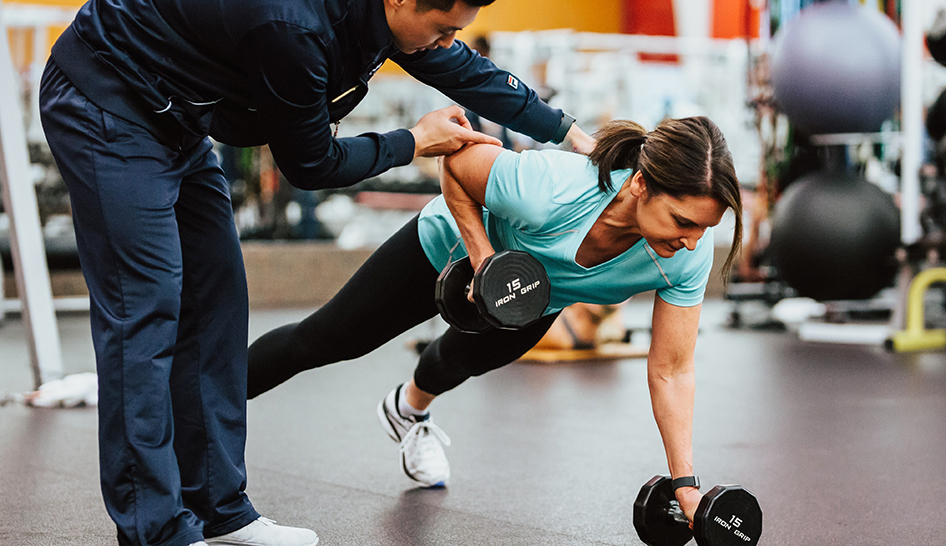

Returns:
671,475,700,491
466,241,495,270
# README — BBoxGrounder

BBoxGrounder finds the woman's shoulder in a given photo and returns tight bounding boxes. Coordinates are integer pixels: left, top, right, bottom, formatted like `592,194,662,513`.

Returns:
513,149,599,196
518,148,593,170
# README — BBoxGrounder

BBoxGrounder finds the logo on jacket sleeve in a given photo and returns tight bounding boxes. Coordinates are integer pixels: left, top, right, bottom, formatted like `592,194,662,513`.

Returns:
506,75,519,89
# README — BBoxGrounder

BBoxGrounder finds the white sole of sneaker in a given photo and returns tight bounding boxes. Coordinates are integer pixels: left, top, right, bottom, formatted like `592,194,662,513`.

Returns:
399,450,447,488
206,536,318,546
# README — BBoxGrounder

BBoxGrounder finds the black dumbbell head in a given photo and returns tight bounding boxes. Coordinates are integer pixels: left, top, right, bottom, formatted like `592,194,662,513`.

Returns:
693,485,763,546
472,250,550,329
633,475,693,546
435,257,493,334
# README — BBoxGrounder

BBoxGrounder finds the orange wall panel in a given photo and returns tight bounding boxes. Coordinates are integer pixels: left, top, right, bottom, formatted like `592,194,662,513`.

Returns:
4,0,85,6
459,0,624,39
711,0,760,39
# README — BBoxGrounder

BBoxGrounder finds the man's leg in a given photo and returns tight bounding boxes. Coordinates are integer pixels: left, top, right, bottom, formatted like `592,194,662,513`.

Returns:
169,142,259,536
40,61,203,546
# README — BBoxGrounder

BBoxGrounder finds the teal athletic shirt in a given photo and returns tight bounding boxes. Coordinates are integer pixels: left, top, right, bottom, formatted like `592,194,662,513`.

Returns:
417,148,715,315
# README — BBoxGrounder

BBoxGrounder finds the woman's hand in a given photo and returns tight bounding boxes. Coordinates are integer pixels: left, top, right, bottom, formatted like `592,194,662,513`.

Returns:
465,250,495,303
675,486,703,528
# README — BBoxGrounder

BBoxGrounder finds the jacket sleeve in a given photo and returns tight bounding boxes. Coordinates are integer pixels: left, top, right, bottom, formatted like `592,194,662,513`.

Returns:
238,21,414,190
391,41,565,143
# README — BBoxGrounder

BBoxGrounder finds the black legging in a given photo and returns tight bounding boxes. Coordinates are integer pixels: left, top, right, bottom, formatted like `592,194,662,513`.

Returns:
247,215,559,399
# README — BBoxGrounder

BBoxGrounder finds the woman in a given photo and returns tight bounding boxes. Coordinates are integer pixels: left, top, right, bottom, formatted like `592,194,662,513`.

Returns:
247,116,742,524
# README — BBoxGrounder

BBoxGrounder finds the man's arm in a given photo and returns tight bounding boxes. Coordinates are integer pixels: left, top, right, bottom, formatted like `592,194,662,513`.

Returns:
239,24,499,190
393,41,579,145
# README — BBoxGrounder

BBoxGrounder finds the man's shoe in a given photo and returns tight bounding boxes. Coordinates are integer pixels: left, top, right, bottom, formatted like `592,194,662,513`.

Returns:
377,385,451,487
205,517,318,546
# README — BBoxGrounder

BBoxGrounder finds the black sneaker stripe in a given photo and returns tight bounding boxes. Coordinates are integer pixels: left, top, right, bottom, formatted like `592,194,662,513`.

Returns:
383,407,401,441
385,389,405,442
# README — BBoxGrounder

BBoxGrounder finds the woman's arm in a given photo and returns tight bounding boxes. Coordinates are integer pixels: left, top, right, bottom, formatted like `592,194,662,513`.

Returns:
648,296,704,523
439,143,505,270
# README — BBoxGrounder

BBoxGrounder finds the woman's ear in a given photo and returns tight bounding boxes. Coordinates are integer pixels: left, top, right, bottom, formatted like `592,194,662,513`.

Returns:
628,170,647,198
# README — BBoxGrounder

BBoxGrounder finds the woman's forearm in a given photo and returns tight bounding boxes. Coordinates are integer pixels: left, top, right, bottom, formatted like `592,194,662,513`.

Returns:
648,366,696,479
440,157,495,268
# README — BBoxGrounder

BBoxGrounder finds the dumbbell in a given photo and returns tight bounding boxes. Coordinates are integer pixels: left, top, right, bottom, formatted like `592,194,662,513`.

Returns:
633,475,762,546
434,250,550,333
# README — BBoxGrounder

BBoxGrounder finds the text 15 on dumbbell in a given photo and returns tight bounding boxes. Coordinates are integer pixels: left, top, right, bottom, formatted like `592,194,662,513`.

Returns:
634,475,762,546
495,276,543,308
434,250,550,333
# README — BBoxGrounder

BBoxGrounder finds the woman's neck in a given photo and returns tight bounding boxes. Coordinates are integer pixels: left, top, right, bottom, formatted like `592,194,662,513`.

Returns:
599,180,640,234
575,180,642,268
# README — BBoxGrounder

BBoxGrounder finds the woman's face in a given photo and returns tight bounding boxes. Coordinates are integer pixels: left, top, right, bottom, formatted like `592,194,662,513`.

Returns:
632,173,727,258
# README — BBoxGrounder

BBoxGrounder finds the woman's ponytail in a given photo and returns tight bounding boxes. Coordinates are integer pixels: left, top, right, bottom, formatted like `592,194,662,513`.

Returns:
588,120,648,192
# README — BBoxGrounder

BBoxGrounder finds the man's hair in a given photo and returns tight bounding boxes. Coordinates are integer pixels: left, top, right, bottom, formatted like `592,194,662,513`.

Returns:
416,0,495,12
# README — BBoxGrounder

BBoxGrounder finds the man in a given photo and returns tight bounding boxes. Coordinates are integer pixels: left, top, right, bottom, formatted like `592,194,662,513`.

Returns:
39,0,592,545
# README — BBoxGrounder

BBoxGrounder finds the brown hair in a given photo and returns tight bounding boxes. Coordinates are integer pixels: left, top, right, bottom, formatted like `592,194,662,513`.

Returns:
416,0,495,12
588,117,743,279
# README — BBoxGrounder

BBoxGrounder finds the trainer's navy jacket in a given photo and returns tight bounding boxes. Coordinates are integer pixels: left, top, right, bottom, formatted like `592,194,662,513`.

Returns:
50,0,570,189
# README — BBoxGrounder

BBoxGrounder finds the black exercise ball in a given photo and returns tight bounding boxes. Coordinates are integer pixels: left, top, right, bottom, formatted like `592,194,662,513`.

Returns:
928,9,946,68
927,88,946,142
770,2,901,135
770,170,900,301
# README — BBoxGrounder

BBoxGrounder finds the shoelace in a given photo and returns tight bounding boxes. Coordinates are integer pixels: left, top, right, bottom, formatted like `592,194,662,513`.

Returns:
400,421,452,454
257,517,277,526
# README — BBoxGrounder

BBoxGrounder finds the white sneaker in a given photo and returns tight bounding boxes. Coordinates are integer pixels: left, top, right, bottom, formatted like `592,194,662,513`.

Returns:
377,386,451,487
205,517,318,546
189,542,209,546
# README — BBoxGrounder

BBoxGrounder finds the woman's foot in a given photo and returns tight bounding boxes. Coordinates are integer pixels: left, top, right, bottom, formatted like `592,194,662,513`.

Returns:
377,385,451,487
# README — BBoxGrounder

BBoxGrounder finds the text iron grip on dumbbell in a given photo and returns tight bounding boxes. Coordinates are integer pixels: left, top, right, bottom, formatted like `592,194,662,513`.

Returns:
435,250,550,333
634,475,763,546
472,250,550,329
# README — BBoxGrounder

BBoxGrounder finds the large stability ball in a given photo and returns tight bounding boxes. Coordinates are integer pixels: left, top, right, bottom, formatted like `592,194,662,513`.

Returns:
927,88,946,142
770,171,900,301
770,2,901,135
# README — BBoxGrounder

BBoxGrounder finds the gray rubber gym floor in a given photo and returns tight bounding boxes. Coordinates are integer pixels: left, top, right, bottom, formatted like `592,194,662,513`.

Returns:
1,298,944,545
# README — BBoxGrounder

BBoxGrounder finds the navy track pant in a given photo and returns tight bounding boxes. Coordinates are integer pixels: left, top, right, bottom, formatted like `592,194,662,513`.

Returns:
40,60,258,546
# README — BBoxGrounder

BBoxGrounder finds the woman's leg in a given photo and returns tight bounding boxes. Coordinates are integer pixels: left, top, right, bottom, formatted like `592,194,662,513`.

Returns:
380,312,559,488
247,216,440,398
411,312,561,400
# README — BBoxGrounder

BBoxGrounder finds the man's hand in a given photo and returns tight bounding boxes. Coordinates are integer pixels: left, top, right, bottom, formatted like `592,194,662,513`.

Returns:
410,106,503,159
563,123,596,155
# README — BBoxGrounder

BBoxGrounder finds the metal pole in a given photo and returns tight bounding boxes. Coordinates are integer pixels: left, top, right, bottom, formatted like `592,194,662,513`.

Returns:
0,246,5,325
900,0,924,244
0,1,63,388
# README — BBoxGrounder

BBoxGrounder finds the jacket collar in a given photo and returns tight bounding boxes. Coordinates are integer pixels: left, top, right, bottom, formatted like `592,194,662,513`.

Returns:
353,0,400,64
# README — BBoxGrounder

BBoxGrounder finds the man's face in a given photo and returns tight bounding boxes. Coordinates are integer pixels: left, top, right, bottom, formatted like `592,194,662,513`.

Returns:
385,0,480,54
